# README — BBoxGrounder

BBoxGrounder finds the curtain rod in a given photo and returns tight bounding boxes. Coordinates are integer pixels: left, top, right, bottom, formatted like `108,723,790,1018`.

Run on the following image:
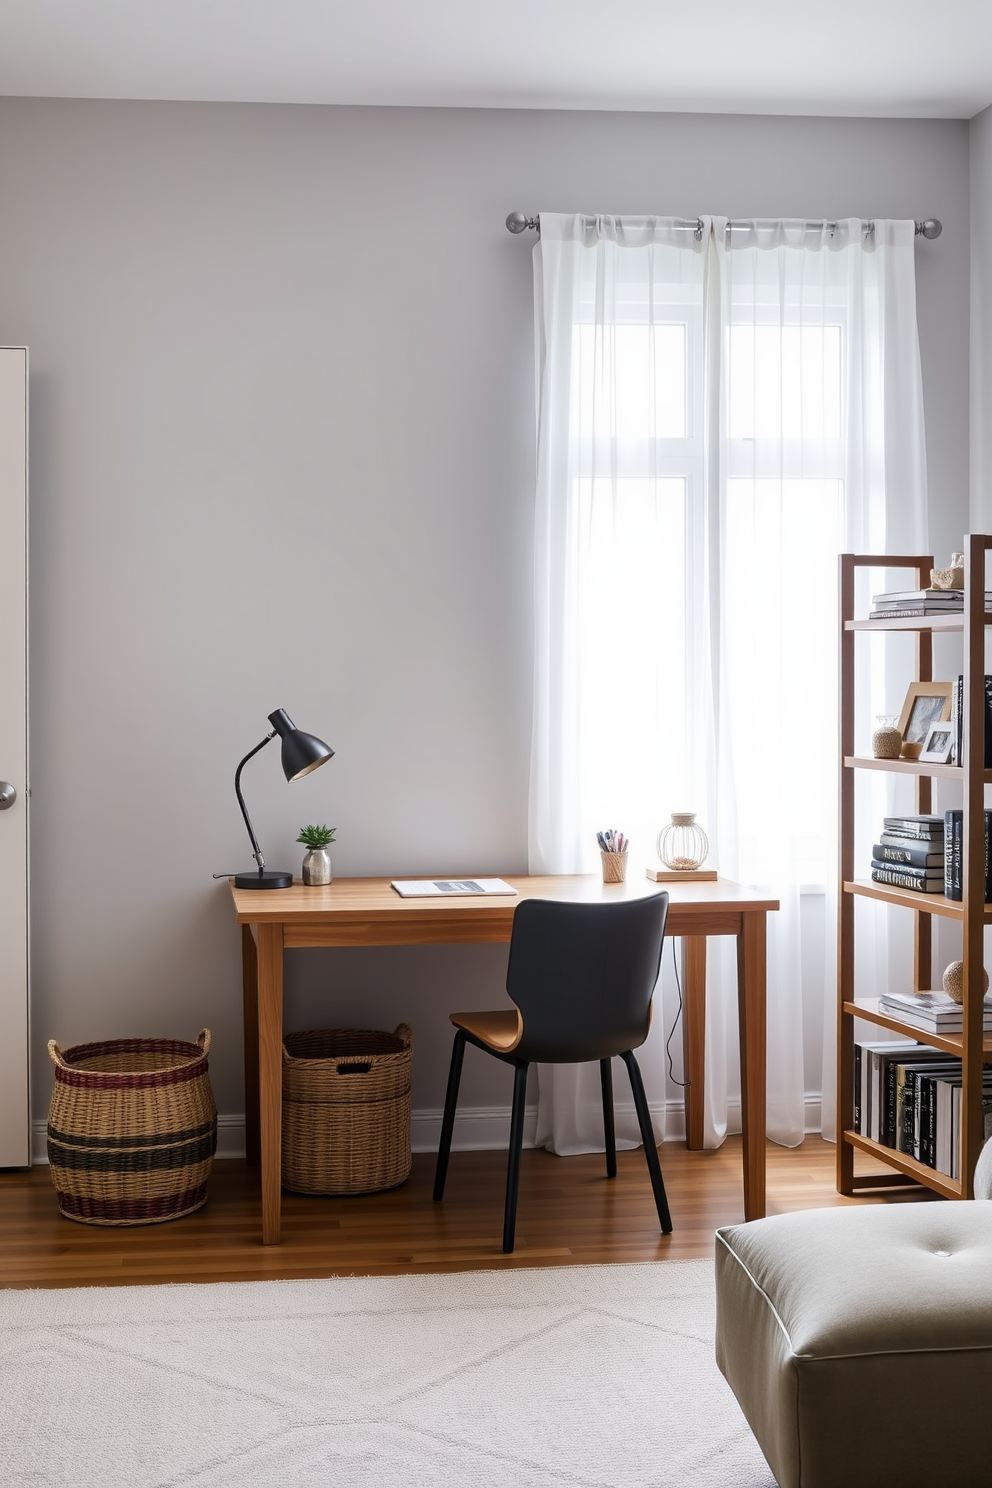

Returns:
505,213,942,239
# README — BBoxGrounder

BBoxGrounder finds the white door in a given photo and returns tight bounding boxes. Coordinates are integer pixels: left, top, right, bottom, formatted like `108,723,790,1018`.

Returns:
0,348,28,1167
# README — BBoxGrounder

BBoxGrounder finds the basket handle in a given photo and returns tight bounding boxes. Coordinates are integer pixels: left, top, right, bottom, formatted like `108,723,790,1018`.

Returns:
47,1039,69,1070
197,1028,212,1056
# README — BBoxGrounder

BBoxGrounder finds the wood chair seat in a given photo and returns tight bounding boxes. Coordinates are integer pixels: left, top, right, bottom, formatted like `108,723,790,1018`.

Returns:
449,1009,523,1053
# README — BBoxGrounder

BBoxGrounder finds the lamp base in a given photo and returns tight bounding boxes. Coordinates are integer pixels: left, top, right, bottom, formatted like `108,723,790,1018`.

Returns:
234,870,294,890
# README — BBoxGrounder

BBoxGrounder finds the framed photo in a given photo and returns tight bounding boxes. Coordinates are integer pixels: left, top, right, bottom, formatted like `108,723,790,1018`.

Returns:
918,719,954,765
897,681,954,759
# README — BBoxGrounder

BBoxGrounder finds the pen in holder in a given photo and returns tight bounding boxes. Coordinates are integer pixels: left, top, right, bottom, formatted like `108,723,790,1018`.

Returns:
597,829,628,883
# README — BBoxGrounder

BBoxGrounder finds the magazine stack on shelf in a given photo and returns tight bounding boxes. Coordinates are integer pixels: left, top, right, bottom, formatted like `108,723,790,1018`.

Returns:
870,815,945,893
868,587,992,621
870,587,968,620
878,989,992,1033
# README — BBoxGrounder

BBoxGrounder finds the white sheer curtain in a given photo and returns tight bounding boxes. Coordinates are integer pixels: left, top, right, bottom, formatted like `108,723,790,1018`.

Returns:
530,214,927,1155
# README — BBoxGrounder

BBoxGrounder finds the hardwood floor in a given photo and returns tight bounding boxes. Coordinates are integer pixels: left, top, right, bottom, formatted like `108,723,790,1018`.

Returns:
0,1137,923,1290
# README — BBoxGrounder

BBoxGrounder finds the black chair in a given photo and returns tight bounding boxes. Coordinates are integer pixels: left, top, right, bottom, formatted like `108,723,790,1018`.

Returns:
432,892,672,1252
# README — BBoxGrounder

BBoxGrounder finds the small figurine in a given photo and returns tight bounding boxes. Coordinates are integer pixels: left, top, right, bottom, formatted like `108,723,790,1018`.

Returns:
931,552,965,590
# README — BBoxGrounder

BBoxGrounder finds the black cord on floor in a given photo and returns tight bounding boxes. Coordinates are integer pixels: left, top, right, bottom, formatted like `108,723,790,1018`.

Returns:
666,935,690,1088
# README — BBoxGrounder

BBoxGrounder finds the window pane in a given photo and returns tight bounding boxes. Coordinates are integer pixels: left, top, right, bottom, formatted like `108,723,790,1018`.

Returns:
728,326,841,441
722,478,844,880
574,477,688,837
572,324,687,441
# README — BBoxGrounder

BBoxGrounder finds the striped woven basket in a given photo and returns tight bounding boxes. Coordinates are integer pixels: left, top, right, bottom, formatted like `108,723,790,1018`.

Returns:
47,1030,217,1226
282,1024,412,1195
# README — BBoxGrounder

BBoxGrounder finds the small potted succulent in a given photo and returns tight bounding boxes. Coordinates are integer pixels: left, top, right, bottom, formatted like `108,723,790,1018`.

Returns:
297,824,336,886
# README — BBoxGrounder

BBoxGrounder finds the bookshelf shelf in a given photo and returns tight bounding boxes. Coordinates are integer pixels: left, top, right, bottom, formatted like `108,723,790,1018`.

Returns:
838,537,992,1204
843,878,990,921
846,613,992,632
842,1129,962,1198
843,998,992,1055
844,755,992,783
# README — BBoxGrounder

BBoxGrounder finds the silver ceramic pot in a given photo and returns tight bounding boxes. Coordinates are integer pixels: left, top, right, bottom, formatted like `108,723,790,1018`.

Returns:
302,847,332,885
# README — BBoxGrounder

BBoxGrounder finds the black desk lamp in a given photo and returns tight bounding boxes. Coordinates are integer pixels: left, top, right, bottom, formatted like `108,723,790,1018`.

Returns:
234,708,334,889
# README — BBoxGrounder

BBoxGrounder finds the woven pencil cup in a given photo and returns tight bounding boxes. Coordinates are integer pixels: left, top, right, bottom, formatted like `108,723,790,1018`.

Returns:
281,1024,413,1195
46,1030,217,1226
601,850,628,883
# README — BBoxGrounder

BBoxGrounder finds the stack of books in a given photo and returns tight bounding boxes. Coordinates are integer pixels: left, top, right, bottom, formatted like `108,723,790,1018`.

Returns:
878,989,992,1033
871,815,945,893
870,588,969,620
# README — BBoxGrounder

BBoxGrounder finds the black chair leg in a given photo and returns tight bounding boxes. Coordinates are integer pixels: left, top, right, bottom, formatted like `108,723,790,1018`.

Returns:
600,1058,617,1178
502,1061,529,1253
433,1029,467,1201
621,1049,673,1234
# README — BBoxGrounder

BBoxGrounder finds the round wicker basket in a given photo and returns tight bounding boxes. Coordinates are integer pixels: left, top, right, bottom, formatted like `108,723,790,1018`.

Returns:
282,1024,412,1195
46,1031,217,1226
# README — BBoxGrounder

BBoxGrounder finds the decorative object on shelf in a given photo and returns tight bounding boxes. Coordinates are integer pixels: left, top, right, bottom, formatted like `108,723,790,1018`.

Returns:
941,960,990,1005
232,708,334,889
281,1024,413,1195
46,1031,217,1225
597,829,628,882
918,719,954,765
931,552,965,590
871,715,902,759
657,812,709,872
297,823,336,885
896,680,953,759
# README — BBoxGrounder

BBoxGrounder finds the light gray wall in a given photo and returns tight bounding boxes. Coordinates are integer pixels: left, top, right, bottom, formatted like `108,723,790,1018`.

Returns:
972,105,992,529
0,100,970,1136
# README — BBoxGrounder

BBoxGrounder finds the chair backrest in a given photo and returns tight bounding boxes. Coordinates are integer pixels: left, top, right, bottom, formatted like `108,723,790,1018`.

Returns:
504,893,669,1063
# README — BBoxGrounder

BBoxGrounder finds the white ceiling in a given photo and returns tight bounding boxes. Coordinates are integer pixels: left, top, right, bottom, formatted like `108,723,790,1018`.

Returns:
0,0,990,119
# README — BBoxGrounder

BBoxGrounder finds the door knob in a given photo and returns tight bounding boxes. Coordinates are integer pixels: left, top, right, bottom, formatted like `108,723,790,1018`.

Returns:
0,782,16,810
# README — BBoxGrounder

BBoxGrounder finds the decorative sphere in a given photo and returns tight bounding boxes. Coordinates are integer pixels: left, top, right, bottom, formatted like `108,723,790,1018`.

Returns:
941,961,990,1004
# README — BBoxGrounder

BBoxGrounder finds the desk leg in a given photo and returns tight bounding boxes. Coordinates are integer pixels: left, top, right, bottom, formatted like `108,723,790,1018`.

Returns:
242,925,260,1168
738,910,767,1222
680,936,707,1150
257,923,285,1246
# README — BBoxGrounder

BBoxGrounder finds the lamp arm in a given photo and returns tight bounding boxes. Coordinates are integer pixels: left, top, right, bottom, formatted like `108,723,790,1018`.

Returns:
234,730,276,871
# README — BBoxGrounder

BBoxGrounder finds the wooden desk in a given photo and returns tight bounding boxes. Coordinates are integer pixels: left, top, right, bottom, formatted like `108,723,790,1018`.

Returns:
230,874,779,1244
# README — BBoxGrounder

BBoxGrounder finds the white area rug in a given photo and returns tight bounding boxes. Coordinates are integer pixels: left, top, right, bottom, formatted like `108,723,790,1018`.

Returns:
0,1260,775,1487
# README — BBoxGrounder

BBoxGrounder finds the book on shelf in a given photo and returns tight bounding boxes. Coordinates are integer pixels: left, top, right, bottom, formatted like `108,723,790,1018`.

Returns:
881,815,945,841
870,860,942,882
872,838,945,868
870,864,946,893
950,674,992,767
878,989,992,1031
942,809,992,901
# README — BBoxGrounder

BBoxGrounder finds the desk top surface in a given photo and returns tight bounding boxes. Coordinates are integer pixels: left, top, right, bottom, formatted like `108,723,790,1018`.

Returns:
228,873,779,925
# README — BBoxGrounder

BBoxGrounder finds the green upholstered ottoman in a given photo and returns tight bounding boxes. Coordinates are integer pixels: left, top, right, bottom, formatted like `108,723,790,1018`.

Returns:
715,1203,992,1488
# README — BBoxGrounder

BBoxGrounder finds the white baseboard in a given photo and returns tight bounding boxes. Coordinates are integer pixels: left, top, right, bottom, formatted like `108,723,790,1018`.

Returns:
31,1095,822,1165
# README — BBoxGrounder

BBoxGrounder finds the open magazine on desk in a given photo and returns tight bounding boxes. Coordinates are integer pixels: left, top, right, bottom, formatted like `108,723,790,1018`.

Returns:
390,878,518,897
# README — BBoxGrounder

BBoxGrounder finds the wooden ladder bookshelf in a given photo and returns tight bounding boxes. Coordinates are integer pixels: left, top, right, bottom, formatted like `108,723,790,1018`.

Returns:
837,533,992,1201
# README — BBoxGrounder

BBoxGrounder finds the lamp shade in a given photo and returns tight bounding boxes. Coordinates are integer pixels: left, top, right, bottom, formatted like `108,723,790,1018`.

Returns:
267,708,334,782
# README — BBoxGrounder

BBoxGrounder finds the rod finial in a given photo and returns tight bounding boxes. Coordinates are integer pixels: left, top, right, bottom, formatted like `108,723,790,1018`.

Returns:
506,212,538,234
917,218,942,239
